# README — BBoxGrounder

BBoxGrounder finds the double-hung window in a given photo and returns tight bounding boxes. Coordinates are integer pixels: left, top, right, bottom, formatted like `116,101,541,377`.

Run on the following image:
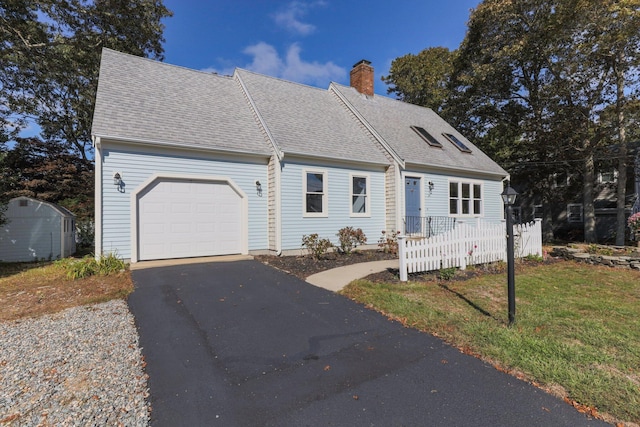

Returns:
449,180,482,216
304,170,327,216
350,174,369,217
567,204,583,223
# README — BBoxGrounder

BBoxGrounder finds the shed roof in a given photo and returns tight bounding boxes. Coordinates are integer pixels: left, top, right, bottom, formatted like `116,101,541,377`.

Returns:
8,197,75,218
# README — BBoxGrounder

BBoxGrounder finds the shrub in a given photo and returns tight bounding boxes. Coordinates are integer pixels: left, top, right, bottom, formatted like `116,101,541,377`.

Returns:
55,252,126,280
438,267,456,281
301,234,333,260
336,227,367,254
377,230,400,255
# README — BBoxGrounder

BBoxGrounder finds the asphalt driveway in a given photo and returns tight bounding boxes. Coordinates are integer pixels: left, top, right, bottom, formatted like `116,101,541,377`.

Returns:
129,260,607,426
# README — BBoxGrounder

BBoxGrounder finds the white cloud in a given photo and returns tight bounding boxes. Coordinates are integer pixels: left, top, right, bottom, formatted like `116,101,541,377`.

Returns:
243,42,345,87
272,1,327,36
243,42,284,77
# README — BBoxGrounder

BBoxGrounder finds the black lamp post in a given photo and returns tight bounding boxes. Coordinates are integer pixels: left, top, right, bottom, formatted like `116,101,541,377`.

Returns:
501,182,518,326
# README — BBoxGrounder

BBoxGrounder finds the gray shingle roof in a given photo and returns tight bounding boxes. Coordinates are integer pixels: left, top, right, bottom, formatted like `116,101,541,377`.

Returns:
235,69,390,165
331,83,508,177
92,49,271,156
92,49,506,176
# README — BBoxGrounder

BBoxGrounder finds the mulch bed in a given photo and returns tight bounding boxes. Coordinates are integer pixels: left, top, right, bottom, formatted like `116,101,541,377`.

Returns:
256,250,561,285
254,250,397,281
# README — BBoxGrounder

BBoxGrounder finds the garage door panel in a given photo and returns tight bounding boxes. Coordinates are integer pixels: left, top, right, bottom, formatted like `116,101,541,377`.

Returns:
138,179,243,261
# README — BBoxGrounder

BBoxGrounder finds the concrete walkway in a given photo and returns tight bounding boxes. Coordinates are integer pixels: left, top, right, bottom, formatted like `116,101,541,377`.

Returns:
306,259,398,292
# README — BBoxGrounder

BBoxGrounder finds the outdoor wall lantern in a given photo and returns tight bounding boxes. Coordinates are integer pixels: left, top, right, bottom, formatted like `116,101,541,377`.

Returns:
428,181,435,192
113,172,122,187
255,180,262,197
501,182,518,326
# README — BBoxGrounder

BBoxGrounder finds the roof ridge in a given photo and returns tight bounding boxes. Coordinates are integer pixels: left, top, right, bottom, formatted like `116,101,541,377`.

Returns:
101,47,235,80
235,68,330,92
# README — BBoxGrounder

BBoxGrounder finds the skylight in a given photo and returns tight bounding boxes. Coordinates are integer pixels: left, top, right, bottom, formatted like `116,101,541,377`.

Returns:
411,126,442,148
442,133,472,153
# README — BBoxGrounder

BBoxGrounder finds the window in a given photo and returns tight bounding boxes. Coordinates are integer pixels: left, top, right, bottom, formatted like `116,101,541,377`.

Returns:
553,172,569,188
442,133,472,153
512,207,522,224
567,204,583,223
350,174,369,216
411,126,442,148
304,170,327,216
597,170,617,184
533,205,543,219
449,180,482,216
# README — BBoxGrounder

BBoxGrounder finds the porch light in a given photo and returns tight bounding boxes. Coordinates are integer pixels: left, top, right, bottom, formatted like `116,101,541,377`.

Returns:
501,182,518,326
113,172,122,186
255,180,262,196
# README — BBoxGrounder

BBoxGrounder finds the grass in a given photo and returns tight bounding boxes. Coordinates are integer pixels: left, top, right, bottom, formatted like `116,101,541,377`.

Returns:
0,258,133,322
341,260,640,425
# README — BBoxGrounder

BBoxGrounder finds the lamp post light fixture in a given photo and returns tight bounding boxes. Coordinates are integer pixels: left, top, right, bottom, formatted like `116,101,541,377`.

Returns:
501,182,518,326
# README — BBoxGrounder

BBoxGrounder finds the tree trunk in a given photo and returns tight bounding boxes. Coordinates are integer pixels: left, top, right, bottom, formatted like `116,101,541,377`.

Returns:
542,195,554,243
583,149,596,243
614,56,627,246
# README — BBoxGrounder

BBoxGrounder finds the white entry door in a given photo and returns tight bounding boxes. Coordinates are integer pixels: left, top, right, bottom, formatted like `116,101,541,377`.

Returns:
138,179,242,261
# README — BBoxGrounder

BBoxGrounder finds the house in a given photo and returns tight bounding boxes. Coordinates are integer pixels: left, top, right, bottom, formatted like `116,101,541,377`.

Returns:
91,49,508,262
0,197,76,262
514,143,640,242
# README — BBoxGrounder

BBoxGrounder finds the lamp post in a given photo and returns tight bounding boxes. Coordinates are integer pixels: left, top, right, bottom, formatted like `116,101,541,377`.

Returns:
501,182,518,326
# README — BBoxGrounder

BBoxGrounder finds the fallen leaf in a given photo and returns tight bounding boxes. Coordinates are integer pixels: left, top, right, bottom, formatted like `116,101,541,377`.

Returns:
324,365,331,371
352,395,359,400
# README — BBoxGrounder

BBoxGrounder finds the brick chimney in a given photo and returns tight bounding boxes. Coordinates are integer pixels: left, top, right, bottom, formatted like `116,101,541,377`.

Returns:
350,59,374,96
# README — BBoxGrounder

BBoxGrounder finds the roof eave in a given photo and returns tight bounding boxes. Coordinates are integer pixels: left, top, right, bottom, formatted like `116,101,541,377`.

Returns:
92,133,272,159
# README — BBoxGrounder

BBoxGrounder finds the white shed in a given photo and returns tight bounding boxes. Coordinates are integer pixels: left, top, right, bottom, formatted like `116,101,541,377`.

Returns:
0,197,76,262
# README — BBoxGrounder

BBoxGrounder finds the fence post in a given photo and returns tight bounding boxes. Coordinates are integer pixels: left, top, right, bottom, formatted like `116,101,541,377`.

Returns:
457,221,467,270
398,235,407,282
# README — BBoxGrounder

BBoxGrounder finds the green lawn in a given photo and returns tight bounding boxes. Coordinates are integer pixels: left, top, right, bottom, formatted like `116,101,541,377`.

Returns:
341,261,640,425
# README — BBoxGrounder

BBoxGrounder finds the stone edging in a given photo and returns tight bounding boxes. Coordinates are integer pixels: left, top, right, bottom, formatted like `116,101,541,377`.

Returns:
551,247,640,270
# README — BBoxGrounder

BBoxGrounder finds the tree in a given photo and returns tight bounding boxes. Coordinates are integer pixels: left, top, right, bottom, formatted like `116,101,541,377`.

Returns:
384,0,640,243
0,0,173,161
0,137,93,219
381,47,456,114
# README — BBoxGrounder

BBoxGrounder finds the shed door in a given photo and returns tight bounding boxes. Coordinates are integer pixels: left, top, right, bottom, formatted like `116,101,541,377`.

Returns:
138,179,242,261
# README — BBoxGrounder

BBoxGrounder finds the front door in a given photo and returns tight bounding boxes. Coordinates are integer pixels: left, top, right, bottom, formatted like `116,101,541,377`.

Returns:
405,177,421,234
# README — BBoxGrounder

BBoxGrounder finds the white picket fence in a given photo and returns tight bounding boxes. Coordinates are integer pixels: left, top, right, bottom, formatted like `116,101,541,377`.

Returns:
398,219,542,281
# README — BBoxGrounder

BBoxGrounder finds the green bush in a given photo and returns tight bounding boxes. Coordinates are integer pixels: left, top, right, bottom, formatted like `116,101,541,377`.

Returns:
301,234,333,260
336,227,367,254
438,267,457,281
55,253,126,280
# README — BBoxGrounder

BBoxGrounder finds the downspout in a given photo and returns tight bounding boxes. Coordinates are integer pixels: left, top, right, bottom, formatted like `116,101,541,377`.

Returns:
93,136,103,258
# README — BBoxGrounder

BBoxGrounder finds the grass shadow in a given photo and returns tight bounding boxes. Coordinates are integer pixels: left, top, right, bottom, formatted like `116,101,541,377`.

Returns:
438,282,500,321
0,261,53,279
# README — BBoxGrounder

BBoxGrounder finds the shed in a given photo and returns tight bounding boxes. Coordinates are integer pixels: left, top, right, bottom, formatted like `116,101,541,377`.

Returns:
0,197,76,262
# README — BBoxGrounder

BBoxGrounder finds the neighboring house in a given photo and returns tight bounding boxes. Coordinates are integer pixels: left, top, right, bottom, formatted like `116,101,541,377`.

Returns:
0,197,76,262
92,49,508,262
515,143,640,242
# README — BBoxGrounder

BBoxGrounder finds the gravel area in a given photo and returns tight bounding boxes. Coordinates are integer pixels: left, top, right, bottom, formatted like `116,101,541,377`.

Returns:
0,299,150,426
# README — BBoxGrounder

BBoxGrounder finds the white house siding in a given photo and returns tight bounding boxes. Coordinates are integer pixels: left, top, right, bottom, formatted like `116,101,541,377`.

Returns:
99,142,269,259
280,160,387,251
403,170,504,222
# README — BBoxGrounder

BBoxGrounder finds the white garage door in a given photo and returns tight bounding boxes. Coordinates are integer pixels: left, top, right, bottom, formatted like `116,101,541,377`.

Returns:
138,179,243,261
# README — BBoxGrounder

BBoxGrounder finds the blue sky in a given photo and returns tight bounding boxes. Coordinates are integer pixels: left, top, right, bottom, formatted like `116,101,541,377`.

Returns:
161,0,481,95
